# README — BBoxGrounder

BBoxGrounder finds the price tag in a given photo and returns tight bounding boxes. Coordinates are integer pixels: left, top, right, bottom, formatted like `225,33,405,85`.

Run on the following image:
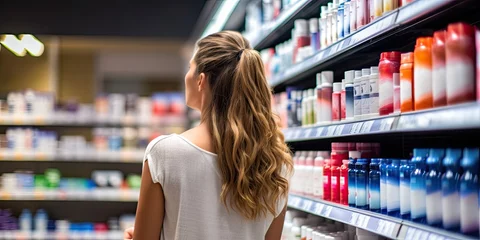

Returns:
376,220,386,233
361,216,370,228
309,128,319,138
360,120,374,133
323,206,333,217
303,128,313,138
316,127,325,137
314,203,324,215
405,227,416,240
356,215,366,226
350,213,359,225
0,191,12,200
14,152,24,160
382,222,395,236
302,199,313,210
313,50,325,62
419,231,430,240
350,122,364,134
340,37,352,50
34,191,45,200
380,117,394,131
333,124,345,136
293,129,303,139
326,125,337,136
292,197,302,208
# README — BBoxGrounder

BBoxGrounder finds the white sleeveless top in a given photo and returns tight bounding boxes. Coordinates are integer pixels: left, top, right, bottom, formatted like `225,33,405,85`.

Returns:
143,134,286,240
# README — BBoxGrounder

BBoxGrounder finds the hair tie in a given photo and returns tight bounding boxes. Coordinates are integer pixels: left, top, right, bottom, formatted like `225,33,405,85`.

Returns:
237,48,245,60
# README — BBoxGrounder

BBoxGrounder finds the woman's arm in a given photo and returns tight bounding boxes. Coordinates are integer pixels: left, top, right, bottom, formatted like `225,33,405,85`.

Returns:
133,161,165,239
265,205,287,240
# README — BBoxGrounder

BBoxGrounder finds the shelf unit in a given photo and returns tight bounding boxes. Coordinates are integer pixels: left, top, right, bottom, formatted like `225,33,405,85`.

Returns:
0,230,124,240
288,194,477,240
0,149,144,163
0,189,139,202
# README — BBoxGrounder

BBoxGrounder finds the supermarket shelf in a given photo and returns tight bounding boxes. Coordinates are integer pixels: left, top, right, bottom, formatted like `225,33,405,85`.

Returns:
0,149,144,163
288,194,477,240
269,0,458,90
0,114,186,127
246,0,322,50
0,230,123,240
0,189,139,202
283,102,480,142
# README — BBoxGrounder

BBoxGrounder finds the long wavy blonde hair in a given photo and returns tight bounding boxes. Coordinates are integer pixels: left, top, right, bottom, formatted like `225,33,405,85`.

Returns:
194,31,293,220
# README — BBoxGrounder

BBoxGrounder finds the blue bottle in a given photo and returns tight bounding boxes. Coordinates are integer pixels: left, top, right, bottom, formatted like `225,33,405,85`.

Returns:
369,159,381,212
460,148,479,236
348,159,357,207
441,148,462,231
380,159,391,214
400,160,413,219
425,148,445,227
19,209,32,232
387,159,400,217
410,148,428,223
355,159,368,209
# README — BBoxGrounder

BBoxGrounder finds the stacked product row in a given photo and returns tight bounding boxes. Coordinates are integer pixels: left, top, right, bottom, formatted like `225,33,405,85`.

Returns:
292,146,480,237
1,169,141,192
273,22,480,128
282,209,385,240
0,209,133,235
261,0,415,80
0,90,186,124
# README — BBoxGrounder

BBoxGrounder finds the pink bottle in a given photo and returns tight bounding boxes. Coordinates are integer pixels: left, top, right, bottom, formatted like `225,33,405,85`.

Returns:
379,52,401,115
331,143,348,203
332,82,342,121
293,19,311,64
341,81,346,120
321,71,334,122
432,30,447,107
446,22,476,105
477,28,480,101
323,159,332,201
356,0,368,29
340,159,350,206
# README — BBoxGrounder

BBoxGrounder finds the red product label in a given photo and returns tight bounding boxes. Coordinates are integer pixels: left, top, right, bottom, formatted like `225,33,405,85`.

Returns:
332,93,341,121
340,165,349,205
323,164,331,201
331,167,341,203
341,90,346,120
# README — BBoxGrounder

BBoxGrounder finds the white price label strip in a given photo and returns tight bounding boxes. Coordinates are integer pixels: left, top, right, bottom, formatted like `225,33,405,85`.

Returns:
360,120,374,133
356,215,366,227
302,200,313,210
333,124,345,136
314,203,324,215
324,206,333,217
350,213,359,225
326,126,337,136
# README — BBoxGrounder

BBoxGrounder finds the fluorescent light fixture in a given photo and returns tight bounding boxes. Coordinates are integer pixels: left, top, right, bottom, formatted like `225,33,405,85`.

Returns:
0,35,26,57
201,0,240,38
20,34,44,57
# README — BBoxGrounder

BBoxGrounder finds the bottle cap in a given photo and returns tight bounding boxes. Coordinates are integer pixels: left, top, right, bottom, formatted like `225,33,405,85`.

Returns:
328,2,333,11
400,159,408,165
370,66,379,74
447,22,475,38
443,148,462,166
460,148,479,168
333,82,342,92
415,37,433,48
413,148,429,158
427,148,445,165
390,159,400,165
321,6,328,18
354,70,362,79
400,52,414,64
370,158,380,164
333,0,339,8
308,88,314,97
321,71,334,85
341,80,345,90
381,51,402,61
316,73,323,86
344,70,354,84
361,68,370,76
433,30,446,45
309,18,319,33
294,19,309,36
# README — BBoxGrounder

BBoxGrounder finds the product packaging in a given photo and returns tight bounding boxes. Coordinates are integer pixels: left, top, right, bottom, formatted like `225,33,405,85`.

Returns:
432,30,447,107
414,37,433,110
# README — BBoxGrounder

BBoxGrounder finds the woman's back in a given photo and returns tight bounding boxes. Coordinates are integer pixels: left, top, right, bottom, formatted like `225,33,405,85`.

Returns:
145,134,284,240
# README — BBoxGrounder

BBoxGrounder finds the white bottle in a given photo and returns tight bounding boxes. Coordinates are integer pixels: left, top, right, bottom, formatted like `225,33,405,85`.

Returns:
292,152,301,193
361,68,371,116
343,0,350,36
313,152,325,198
353,70,362,119
301,90,308,126
331,0,339,43
321,71,334,123
308,89,316,125
316,73,323,124
326,3,333,46
344,70,355,120
298,152,307,195
305,151,315,196
369,67,380,116
320,6,328,49
349,0,357,33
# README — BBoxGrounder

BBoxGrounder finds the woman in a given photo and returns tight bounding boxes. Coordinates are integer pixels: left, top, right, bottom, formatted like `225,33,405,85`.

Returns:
125,31,293,240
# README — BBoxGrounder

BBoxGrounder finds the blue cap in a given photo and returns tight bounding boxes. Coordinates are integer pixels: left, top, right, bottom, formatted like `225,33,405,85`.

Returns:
443,148,463,167
400,160,409,165
370,159,380,164
413,148,429,158
427,148,445,165
460,148,479,168
356,158,367,164
390,159,400,165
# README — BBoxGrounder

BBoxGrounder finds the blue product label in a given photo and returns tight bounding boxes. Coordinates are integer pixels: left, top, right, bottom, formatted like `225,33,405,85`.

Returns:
400,171,411,215
410,172,426,220
346,86,354,118
442,172,461,230
337,8,344,38
311,32,320,52
387,169,400,213
356,170,367,207
343,3,350,35
425,174,442,225
460,173,479,234
380,167,387,211
369,172,380,211
348,169,356,205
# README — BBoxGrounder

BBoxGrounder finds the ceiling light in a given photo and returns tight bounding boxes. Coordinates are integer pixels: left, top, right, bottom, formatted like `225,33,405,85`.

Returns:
201,0,240,38
0,35,26,57
20,34,44,57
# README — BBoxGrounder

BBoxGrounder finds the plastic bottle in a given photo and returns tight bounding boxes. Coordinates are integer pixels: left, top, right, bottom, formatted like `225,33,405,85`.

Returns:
383,0,397,13
321,71,334,123
414,37,433,110
441,148,462,231
400,52,414,112
338,0,345,39
332,83,342,121
302,90,308,126
369,159,381,212
410,148,429,223
373,0,382,19
331,0,339,44
400,159,413,219
446,22,476,105
324,158,332,201
477,29,480,101
340,159,350,205
305,151,315,196
355,159,368,209
343,0,351,36
348,157,359,207
368,0,375,22
313,152,325,199
296,90,303,126
310,18,320,52
393,73,400,113
316,73,323,124
350,0,357,33
331,158,342,203
298,151,307,194
380,159,390,214
379,51,401,115
320,6,328,49
369,66,379,116
345,71,355,120
432,30,447,107
308,89,316,125
35,209,48,232
353,70,363,119
361,68,371,116
356,0,367,29
326,3,333,46
19,209,32,232
341,80,346,120
387,159,400,217
459,148,479,236
426,148,445,227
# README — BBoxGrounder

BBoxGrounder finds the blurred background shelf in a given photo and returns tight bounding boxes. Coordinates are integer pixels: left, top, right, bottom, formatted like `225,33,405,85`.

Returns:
0,149,144,163
0,230,124,240
0,189,139,202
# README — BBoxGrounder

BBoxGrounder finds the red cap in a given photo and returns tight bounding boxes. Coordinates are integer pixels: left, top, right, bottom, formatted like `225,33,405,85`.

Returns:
348,142,356,151
447,22,475,37
433,30,446,43
381,51,401,61
401,52,414,64
336,142,348,152
416,37,433,48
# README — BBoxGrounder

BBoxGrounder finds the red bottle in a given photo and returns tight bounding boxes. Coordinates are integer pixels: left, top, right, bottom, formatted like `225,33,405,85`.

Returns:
331,143,349,203
446,22,476,105
357,143,373,159
340,159,350,205
379,51,401,115
332,83,342,121
323,159,332,201
432,30,447,107
341,82,346,120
